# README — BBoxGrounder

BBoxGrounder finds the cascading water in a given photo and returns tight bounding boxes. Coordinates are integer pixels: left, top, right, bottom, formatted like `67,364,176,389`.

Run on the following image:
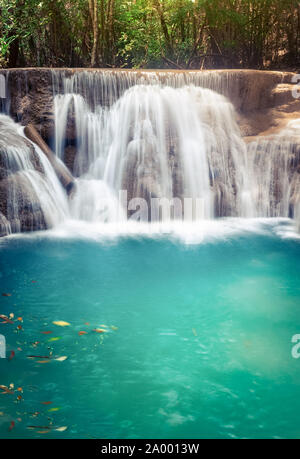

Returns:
55,81,253,223
0,115,69,235
246,120,300,220
1,69,300,235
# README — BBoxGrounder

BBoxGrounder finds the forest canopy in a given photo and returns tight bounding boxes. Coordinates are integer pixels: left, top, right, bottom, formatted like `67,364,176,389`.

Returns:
0,0,299,69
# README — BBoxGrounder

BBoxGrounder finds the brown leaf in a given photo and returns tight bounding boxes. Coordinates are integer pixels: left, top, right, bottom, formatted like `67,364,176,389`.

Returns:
8,421,15,431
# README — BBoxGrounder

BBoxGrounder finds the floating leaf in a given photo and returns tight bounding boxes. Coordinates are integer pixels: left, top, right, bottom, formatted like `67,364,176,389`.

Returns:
40,401,52,405
2,293,12,297
78,331,87,336
111,326,118,331
48,337,61,342
40,331,52,335
52,321,70,327
9,351,15,361
48,407,60,412
54,356,67,362
93,328,107,333
36,360,51,364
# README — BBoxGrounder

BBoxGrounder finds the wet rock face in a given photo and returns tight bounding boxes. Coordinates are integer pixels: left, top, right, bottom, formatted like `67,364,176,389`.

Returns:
0,174,47,235
2,69,56,143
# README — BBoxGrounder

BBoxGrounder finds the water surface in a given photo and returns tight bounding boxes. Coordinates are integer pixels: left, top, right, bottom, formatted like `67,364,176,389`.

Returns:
0,220,300,439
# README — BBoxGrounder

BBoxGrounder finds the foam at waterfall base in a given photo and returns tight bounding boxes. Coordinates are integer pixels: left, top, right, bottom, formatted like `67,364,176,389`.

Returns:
2,218,298,246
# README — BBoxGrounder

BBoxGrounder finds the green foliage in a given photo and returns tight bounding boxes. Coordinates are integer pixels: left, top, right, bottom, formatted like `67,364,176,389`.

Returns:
0,0,299,68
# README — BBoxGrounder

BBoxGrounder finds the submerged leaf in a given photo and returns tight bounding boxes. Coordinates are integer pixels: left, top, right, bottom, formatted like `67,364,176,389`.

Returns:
55,426,68,432
27,355,51,359
52,321,70,327
0,385,14,395
8,421,15,431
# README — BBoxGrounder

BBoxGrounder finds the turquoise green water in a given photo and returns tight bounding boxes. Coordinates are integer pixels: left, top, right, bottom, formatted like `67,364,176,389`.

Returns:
0,221,300,439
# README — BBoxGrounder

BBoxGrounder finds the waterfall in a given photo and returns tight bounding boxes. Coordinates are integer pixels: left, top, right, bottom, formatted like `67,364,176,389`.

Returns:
1,69,300,235
55,82,252,222
246,120,300,221
0,115,69,235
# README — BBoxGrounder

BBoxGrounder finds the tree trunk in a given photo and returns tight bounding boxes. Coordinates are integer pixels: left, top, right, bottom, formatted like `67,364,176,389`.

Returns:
89,0,99,67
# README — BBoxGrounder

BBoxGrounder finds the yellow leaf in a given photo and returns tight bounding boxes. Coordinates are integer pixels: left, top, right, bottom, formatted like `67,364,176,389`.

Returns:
52,321,70,327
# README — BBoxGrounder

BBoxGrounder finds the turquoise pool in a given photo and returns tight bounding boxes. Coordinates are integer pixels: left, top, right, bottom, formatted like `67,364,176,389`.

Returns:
0,220,300,439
